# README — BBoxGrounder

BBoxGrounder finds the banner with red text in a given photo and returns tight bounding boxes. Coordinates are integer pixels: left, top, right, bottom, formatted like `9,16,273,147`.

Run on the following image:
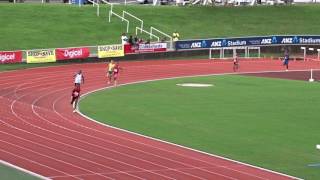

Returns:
0,51,22,64
56,47,90,61
137,43,167,53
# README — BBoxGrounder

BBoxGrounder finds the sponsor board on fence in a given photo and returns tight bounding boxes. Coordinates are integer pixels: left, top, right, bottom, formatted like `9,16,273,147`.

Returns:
26,49,56,63
56,47,90,61
0,51,22,64
98,44,124,58
137,43,167,53
175,35,320,50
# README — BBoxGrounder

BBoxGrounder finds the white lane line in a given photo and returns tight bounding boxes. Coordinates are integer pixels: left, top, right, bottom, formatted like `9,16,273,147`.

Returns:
78,68,307,180
7,86,172,180
32,86,199,179
1,62,310,180
0,147,76,180
0,139,113,180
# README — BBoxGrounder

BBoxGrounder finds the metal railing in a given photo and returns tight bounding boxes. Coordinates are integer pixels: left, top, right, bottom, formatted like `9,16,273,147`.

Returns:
110,11,129,33
87,0,100,16
122,11,143,33
99,0,114,22
150,26,173,49
135,27,159,41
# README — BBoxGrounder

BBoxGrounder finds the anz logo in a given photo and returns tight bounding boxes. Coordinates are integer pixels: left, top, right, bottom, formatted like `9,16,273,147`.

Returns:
211,41,222,47
281,38,293,44
191,42,202,48
261,38,272,44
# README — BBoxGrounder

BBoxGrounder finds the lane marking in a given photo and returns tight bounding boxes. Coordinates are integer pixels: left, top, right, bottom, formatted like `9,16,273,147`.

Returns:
78,69,308,180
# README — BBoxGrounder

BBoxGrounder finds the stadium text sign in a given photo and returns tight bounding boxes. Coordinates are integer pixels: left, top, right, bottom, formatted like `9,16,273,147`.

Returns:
176,35,320,50
0,51,22,64
56,47,90,61
98,44,124,58
26,49,56,63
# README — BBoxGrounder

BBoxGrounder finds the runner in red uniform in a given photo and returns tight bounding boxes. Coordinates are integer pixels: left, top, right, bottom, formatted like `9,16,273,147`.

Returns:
70,86,80,113
233,54,239,72
112,62,122,86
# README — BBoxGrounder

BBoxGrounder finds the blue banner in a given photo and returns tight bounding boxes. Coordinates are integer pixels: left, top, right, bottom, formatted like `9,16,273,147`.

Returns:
175,35,320,50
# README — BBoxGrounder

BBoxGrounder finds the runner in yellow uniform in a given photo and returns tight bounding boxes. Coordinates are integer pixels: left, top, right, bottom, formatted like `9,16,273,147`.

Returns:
107,60,116,84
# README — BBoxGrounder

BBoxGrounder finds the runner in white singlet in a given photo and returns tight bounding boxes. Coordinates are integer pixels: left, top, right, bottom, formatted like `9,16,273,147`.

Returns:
74,70,84,87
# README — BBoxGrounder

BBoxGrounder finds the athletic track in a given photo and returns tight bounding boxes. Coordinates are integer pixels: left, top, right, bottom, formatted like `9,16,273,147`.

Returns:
1,59,318,180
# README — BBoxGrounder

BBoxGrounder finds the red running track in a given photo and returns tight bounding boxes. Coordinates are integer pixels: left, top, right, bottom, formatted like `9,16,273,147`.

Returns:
1,59,316,180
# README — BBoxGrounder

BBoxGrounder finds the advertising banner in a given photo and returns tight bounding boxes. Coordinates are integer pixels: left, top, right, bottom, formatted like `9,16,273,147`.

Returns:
124,44,135,54
56,47,90,61
98,44,124,58
26,49,56,63
175,35,320,50
0,51,22,64
137,43,167,53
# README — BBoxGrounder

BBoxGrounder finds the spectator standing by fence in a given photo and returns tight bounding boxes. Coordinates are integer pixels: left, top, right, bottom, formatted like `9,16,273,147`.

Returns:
128,35,134,45
173,30,180,50
121,33,128,45
173,30,180,41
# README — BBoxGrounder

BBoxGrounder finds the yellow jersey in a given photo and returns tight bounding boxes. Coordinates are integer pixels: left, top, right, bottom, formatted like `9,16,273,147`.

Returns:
108,63,115,72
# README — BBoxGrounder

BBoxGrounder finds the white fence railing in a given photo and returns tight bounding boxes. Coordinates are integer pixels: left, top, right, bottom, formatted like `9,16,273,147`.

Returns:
136,27,160,41
122,11,143,33
87,0,100,16
109,11,130,33
150,26,173,49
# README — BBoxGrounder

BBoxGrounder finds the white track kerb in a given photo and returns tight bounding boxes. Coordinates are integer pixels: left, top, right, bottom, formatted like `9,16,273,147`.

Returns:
0,160,51,180
78,70,309,180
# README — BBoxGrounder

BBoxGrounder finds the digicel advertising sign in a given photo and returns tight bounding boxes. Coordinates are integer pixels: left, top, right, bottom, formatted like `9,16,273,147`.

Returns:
56,47,90,60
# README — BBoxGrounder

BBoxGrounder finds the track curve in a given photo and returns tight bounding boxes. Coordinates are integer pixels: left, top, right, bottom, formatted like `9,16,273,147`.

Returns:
1,59,316,180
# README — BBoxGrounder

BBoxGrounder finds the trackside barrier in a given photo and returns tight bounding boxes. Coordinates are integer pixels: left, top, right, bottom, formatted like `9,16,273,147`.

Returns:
0,51,23,64
150,26,173,50
87,0,100,16
301,46,320,61
248,47,260,58
8,42,171,63
176,35,320,50
209,46,261,59
136,27,160,41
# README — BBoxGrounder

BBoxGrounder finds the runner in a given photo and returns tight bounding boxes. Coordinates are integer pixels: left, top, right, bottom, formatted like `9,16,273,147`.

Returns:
233,54,239,72
74,70,84,88
70,86,80,113
107,60,116,84
283,53,289,71
112,62,122,86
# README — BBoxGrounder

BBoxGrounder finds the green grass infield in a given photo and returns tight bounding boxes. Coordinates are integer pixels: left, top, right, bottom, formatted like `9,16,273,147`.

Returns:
80,75,320,180
0,162,41,180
